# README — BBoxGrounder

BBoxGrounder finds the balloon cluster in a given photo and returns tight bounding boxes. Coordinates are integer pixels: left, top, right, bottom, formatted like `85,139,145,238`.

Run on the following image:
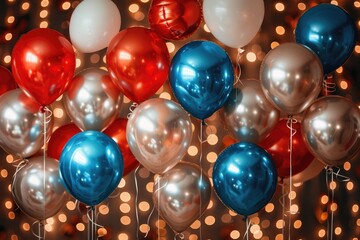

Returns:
0,0,359,237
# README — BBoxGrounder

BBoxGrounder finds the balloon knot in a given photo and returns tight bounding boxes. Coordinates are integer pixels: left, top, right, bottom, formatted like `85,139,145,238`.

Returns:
40,106,46,113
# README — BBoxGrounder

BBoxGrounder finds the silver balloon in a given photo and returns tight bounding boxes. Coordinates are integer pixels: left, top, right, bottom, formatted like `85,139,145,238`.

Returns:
127,98,192,174
260,43,323,115
222,79,280,143
12,156,67,220
64,68,123,131
153,162,211,233
302,96,360,166
0,89,53,158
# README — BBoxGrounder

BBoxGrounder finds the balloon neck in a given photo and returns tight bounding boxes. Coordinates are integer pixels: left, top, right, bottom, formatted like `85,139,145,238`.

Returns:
242,216,248,222
201,119,207,126
40,106,46,113
279,177,284,185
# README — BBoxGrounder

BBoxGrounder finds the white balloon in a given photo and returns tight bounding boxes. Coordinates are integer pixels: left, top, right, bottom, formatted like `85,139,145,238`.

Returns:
203,0,264,48
69,0,121,53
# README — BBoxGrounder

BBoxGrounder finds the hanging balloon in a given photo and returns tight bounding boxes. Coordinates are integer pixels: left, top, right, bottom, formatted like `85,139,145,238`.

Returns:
260,43,323,115
59,131,124,206
11,28,75,106
104,118,139,176
170,40,234,120
222,79,280,143
127,98,192,174
203,0,264,48
153,162,211,233
12,156,67,220
213,142,277,217
47,123,81,160
302,96,360,167
0,89,53,158
106,27,170,103
259,119,314,178
0,65,17,96
148,0,202,40
64,68,123,132
295,4,356,74
69,0,121,53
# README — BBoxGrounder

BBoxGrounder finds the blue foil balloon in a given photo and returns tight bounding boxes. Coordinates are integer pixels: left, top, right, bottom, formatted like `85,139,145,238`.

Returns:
170,40,234,120
213,142,277,217
59,131,124,206
295,4,356,74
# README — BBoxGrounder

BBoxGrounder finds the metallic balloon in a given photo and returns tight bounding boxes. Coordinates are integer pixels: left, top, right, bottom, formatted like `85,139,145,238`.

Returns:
12,156,67,220
222,79,280,143
59,131,124,206
153,162,211,233
170,40,234,120
295,4,356,74
64,68,123,131
0,89,53,158
260,43,323,115
0,65,17,97
148,0,202,40
302,96,360,166
213,142,277,217
127,98,192,174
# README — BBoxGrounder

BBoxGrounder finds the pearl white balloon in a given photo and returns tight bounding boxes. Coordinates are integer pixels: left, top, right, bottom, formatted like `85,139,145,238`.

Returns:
203,0,264,48
69,0,121,53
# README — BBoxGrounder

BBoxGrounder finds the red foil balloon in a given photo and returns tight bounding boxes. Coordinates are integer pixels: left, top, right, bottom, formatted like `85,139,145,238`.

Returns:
259,119,313,178
47,123,81,160
0,66,17,96
106,27,170,103
11,28,76,106
104,118,139,176
148,0,202,40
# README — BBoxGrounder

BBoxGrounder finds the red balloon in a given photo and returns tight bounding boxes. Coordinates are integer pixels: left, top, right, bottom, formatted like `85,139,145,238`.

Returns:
259,119,314,178
11,28,76,106
148,0,202,40
47,123,81,160
0,66,17,96
104,118,140,176
106,27,170,103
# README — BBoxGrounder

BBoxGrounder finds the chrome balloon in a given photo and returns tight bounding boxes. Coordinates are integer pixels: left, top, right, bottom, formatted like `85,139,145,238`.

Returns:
0,89,53,158
64,68,123,131
153,162,211,233
12,156,67,220
302,96,360,166
126,98,192,174
222,79,280,143
260,43,323,115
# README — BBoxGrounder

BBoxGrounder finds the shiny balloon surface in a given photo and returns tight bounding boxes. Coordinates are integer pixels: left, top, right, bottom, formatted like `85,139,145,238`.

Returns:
59,131,124,206
153,162,211,233
0,89,53,158
64,68,123,131
260,43,323,115
222,79,279,143
213,142,277,217
12,156,67,220
295,4,356,74
170,40,234,120
302,96,360,166
127,98,192,174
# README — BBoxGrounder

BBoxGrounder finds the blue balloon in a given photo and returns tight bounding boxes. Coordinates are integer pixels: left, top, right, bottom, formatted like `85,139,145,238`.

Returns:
213,142,277,217
59,131,124,206
170,40,234,120
295,4,356,74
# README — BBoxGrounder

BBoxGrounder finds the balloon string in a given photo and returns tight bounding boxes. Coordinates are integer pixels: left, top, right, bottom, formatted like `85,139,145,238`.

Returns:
199,120,203,240
134,165,140,240
144,204,156,238
174,233,185,240
153,176,168,239
280,181,286,237
86,206,103,239
42,107,50,239
323,74,336,96
325,167,334,240
242,217,252,240
234,48,245,86
31,220,44,240
127,102,138,119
